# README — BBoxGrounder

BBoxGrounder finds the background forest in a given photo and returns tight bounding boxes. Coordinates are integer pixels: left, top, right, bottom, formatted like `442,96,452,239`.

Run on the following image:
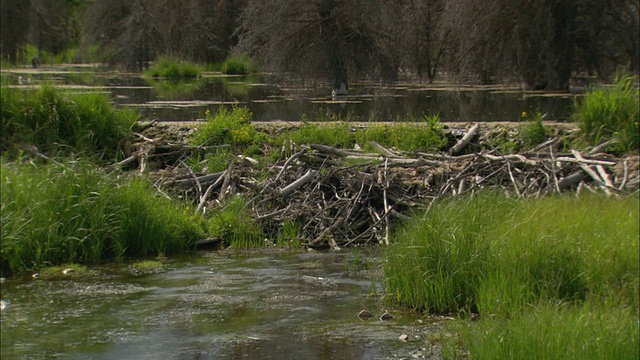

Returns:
1,0,638,90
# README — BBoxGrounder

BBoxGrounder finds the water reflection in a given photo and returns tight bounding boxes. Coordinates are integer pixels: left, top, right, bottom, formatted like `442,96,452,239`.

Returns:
2,68,576,122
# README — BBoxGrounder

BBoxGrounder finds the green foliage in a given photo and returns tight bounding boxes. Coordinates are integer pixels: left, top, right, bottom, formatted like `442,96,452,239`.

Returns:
221,55,258,75
443,303,638,360
518,112,548,149
0,85,137,159
385,192,638,358
283,122,354,148
356,114,448,152
207,197,263,248
145,57,202,79
573,72,639,152
0,160,206,275
190,107,262,149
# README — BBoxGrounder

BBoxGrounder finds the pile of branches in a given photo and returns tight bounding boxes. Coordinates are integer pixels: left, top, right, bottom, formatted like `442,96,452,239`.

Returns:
127,123,639,248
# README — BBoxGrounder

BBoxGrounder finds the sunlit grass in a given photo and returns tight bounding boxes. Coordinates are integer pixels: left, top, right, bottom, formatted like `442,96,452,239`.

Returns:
384,192,639,358
0,160,206,275
145,57,202,79
1,85,137,160
355,114,448,152
574,72,639,152
207,197,263,249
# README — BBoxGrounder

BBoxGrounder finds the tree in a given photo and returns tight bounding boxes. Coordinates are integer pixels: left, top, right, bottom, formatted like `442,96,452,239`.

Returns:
1,0,30,64
236,0,398,90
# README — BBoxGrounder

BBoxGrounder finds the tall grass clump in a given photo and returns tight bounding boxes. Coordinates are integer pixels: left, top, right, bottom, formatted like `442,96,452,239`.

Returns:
1,85,137,159
0,160,206,275
355,114,448,152
518,111,548,149
145,57,201,79
385,192,638,358
207,197,264,248
190,107,262,149
573,72,639,152
221,55,258,75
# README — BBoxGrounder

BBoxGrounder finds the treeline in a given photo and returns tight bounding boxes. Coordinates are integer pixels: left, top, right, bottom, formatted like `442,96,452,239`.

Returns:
1,0,638,90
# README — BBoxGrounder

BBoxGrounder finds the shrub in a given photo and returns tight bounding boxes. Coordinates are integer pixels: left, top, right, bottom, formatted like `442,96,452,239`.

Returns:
573,72,639,152
0,85,137,159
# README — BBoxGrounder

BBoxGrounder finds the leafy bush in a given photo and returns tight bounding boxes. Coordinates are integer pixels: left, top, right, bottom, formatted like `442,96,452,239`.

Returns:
1,85,137,159
573,72,639,152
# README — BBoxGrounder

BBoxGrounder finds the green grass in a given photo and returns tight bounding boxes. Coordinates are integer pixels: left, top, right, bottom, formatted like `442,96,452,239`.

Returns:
221,55,258,75
1,85,137,160
145,57,202,79
284,121,354,149
443,302,638,360
190,107,263,149
0,160,206,275
355,114,448,152
573,72,639,153
519,112,548,149
207,197,264,248
384,192,639,358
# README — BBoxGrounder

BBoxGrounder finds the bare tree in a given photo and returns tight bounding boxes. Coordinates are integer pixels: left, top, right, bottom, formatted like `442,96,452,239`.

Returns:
236,0,398,90
1,0,30,64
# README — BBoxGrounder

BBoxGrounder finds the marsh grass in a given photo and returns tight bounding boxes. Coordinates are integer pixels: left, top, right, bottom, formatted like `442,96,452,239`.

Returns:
384,192,638,358
221,55,258,75
574,72,639,152
355,115,448,152
190,107,262,149
518,112,548,149
145,57,202,79
207,197,263,248
1,85,137,159
0,160,206,275
283,122,354,148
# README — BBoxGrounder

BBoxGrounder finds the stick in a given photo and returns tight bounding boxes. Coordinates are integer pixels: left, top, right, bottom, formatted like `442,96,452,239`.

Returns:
218,161,234,201
196,172,226,214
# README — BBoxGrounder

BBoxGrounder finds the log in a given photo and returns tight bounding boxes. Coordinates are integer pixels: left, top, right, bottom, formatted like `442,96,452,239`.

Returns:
451,123,479,154
279,169,317,196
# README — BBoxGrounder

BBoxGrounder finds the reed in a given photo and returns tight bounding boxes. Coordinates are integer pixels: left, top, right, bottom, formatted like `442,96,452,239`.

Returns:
384,192,638,358
574,72,639,152
207,197,264,248
145,57,202,79
0,160,206,275
1,85,137,159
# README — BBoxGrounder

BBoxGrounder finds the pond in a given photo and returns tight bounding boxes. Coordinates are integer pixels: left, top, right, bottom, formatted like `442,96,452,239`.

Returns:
1,249,445,359
3,66,577,123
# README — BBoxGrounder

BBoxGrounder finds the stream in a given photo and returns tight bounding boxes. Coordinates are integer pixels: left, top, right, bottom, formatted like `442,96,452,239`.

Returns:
1,249,445,359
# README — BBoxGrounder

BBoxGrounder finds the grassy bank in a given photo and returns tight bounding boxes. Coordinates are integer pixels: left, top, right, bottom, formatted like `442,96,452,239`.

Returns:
1,85,137,160
145,57,202,79
0,160,206,276
384,192,638,358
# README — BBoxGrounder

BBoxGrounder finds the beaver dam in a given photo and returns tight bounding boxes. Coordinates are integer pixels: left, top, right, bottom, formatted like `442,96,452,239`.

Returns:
122,120,639,249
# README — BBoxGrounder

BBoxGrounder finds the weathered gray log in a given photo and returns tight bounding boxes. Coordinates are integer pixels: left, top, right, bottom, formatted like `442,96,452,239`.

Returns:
369,141,401,158
451,123,479,154
279,169,317,196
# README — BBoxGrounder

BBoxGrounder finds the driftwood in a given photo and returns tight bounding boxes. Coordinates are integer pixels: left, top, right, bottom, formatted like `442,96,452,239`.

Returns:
121,123,639,249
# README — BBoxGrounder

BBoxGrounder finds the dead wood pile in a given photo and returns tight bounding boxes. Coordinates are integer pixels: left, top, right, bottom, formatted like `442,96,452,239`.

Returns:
125,123,640,248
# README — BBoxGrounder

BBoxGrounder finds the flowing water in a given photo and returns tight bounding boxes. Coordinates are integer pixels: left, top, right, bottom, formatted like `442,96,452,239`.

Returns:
2,66,577,123
1,249,444,359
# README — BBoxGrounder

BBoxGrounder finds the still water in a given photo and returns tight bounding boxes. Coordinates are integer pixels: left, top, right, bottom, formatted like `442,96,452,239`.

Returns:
1,250,443,359
3,67,576,123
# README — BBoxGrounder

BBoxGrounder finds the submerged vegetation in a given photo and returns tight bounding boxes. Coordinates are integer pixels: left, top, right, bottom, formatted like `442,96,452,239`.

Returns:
384,192,638,358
